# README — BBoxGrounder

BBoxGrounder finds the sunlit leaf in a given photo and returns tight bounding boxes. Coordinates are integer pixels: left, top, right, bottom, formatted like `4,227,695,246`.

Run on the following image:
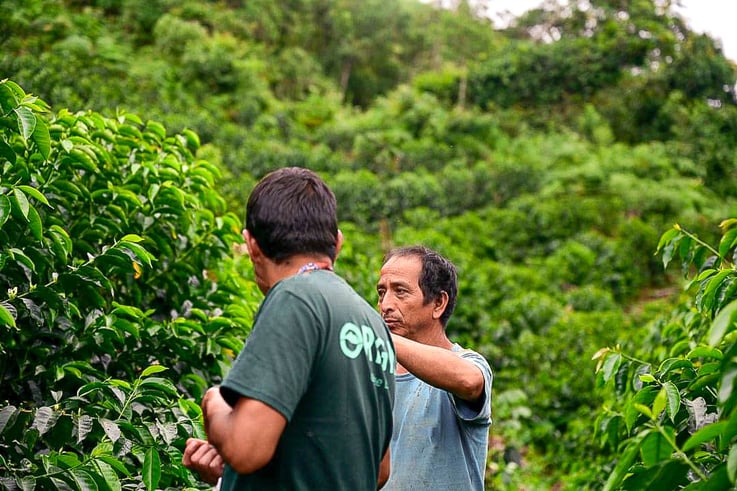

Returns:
663,382,680,423
14,105,36,139
31,117,51,159
709,300,737,347
652,387,667,419
17,185,50,207
0,304,16,328
27,204,42,241
12,187,29,220
140,365,168,378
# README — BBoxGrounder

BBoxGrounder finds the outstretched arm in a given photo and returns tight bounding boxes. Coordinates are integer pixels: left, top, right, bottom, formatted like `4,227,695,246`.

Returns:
391,334,484,402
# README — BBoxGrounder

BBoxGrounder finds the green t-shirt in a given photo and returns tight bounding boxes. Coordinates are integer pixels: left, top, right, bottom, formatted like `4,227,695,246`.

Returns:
219,270,395,490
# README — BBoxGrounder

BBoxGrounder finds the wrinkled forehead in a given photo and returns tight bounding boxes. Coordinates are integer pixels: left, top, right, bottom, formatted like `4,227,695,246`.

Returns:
379,256,423,285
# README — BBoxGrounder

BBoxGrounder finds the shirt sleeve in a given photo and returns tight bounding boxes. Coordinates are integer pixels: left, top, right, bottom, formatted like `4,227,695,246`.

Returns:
451,351,493,423
219,286,321,421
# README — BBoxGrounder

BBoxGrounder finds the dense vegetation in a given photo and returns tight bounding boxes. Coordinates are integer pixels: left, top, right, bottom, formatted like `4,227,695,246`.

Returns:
2,0,737,489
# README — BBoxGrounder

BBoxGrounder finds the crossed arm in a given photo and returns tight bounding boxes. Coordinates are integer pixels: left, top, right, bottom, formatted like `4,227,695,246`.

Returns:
182,387,391,488
182,387,286,482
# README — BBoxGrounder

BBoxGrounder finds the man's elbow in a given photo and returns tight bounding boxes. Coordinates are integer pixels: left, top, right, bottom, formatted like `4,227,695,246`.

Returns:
222,445,274,475
458,373,485,402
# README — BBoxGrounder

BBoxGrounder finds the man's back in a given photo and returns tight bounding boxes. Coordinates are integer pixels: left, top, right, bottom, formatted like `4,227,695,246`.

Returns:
219,271,395,490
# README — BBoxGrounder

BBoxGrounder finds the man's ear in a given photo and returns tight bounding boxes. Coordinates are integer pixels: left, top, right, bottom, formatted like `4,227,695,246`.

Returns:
243,230,263,262
334,229,344,261
432,291,449,321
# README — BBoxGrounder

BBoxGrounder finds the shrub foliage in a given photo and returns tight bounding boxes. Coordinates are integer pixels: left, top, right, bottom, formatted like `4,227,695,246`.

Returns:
0,79,258,490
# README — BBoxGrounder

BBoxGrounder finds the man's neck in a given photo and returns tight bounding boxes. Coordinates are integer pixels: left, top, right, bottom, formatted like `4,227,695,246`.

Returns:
265,254,334,289
411,327,453,350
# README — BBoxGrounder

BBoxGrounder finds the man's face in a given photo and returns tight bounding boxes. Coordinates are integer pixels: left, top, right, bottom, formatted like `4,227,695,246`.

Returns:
377,256,435,338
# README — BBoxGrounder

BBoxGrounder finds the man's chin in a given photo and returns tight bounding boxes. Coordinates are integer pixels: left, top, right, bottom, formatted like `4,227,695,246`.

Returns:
388,325,406,335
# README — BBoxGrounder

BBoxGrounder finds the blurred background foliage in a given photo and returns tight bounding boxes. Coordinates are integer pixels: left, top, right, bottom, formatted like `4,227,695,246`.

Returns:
2,0,737,489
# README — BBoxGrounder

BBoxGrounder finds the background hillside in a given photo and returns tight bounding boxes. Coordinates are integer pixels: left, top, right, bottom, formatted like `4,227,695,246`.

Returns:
2,0,737,489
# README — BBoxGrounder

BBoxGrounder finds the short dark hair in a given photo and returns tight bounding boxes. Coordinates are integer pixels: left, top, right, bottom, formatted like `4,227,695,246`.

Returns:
383,245,458,326
246,167,339,263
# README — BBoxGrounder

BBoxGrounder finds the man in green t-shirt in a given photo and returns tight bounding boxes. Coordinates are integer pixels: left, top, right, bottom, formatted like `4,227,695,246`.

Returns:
183,167,395,489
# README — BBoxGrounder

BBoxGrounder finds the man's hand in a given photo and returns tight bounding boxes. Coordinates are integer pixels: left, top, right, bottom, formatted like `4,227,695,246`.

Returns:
182,438,224,485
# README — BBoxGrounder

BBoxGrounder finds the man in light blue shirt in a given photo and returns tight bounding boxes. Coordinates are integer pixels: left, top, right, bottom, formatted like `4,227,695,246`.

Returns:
377,246,492,490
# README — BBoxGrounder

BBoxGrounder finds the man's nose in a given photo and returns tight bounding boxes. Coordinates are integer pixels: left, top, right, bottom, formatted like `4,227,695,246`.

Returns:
378,295,393,314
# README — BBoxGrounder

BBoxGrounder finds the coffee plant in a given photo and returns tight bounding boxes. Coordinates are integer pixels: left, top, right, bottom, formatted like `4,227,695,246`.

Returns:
0,79,259,490
593,220,737,490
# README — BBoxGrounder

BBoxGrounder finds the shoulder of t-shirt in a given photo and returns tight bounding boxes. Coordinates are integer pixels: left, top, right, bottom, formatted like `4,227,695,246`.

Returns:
454,345,492,372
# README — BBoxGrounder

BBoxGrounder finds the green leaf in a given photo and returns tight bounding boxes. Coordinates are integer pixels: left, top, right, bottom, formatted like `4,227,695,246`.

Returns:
639,374,656,383
635,403,654,419
709,300,737,347
96,455,131,476
93,459,122,491
0,195,9,229
701,269,734,311
140,365,168,377
119,233,144,243
683,421,728,452
728,444,737,484
17,185,50,207
8,248,35,271
663,382,680,423
720,369,737,406
652,387,667,419
14,105,36,139
640,430,672,467
31,117,51,159
0,303,16,328
600,353,622,384
686,345,723,361
603,437,643,491
139,377,178,396
142,447,161,491
27,204,42,241
719,227,737,261
70,468,98,491
0,137,15,164
56,452,82,468
0,80,20,115
117,240,155,267
12,186,29,220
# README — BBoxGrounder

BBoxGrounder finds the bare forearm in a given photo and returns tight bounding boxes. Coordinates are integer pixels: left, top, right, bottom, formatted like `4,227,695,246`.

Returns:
201,389,286,475
392,335,484,401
